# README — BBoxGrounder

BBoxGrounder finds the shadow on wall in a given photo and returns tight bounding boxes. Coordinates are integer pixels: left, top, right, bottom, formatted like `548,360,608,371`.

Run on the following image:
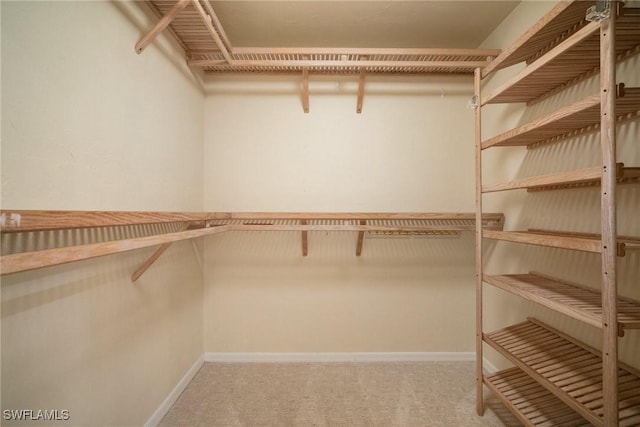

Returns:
1,221,198,315
204,74,474,98
204,229,474,262
1,223,203,424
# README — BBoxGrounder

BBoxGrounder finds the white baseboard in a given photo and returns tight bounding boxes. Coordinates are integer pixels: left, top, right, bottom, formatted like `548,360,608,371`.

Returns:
145,354,204,427
204,352,475,363
482,357,499,374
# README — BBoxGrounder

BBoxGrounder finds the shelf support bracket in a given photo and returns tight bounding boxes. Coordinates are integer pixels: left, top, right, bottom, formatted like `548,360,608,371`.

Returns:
301,220,308,256
356,220,366,256
135,0,190,54
586,0,611,22
357,66,366,114
302,66,310,113
131,222,192,282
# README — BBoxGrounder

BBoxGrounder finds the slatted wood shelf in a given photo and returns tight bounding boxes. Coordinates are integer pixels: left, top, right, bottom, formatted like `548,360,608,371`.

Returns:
0,224,232,276
0,211,505,233
188,50,496,75
485,367,591,427
0,210,505,276
483,273,640,331
483,4,640,104
483,229,640,255
147,1,500,75
483,229,601,253
482,163,640,193
528,164,640,192
481,86,640,149
484,318,640,427
482,1,596,78
482,166,601,193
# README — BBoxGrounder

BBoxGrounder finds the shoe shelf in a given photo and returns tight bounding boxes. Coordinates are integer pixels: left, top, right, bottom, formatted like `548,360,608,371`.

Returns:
484,318,640,426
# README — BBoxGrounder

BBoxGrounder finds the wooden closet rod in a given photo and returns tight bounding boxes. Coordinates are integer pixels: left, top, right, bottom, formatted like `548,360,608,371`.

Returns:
0,224,231,275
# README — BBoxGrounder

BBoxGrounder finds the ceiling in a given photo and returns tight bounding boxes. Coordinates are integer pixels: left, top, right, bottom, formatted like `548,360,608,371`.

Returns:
210,1,521,49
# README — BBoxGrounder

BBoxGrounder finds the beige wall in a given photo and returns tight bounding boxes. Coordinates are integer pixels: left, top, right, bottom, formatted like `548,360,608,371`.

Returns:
479,1,640,370
202,75,480,352
1,2,204,426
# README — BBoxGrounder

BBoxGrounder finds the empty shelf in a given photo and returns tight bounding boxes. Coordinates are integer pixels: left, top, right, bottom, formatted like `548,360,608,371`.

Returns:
482,1,597,77
483,273,640,331
484,318,640,426
485,367,591,427
483,5,640,104
481,87,640,149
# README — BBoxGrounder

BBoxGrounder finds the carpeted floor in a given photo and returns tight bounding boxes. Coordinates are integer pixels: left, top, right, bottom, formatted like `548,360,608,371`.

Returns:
159,361,522,427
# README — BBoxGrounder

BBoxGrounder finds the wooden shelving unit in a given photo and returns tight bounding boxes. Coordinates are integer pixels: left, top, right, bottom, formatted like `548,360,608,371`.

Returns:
475,1,640,425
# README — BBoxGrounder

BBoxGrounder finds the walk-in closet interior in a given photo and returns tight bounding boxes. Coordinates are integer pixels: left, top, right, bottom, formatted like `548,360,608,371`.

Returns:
1,1,639,426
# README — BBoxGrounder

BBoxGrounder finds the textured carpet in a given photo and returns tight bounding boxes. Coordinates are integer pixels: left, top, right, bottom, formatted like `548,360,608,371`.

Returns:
159,361,522,427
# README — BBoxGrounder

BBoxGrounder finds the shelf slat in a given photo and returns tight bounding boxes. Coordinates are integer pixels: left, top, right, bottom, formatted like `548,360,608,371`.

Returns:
484,318,640,426
481,87,640,149
483,273,640,331
485,367,591,427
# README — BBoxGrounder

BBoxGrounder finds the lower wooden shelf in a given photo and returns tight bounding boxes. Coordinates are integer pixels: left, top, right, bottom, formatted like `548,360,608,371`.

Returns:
483,273,640,332
484,318,640,426
485,367,590,426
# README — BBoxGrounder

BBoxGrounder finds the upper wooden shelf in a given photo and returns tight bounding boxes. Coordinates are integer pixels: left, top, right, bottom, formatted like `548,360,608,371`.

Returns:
482,3,640,105
481,86,640,149
484,273,640,332
482,0,597,78
484,318,640,427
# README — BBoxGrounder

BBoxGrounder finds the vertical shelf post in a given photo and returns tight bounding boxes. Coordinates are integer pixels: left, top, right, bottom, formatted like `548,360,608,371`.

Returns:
599,5,618,426
474,68,484,416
